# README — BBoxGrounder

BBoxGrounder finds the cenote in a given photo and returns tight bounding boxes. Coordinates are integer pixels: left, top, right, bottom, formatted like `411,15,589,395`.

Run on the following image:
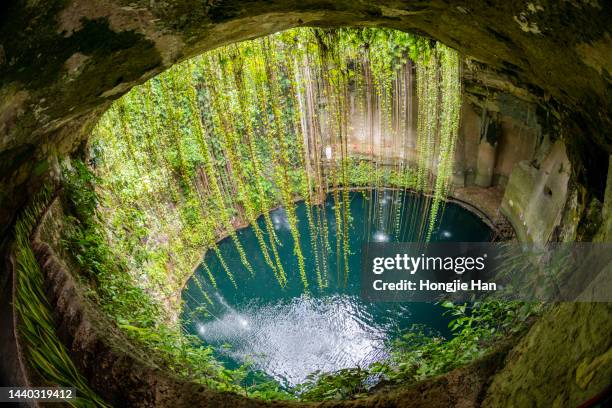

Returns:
6,4,612,406
181,190,492,387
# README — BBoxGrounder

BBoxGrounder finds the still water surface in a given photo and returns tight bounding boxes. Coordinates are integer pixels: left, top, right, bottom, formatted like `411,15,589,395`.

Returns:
181,190,491,386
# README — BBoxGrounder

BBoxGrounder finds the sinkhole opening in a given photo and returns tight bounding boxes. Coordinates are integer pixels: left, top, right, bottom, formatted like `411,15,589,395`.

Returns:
182,190,492,387
48,25,535,402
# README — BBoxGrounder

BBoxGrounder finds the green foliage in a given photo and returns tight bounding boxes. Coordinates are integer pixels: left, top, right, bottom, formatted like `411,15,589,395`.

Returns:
89,26,461,302
79,25,468,402
295,301,541,401
62,162,163,326
13,187,109,407
296,367,369,401
424,44,461,241
60,161,291,397
386,301,540,381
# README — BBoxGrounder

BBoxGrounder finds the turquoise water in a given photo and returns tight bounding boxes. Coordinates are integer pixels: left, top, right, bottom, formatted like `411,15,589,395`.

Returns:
181,190,491,386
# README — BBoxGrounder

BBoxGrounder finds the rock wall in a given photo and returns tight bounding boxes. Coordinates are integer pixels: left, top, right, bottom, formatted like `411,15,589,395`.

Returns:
1,0,611,405
30,199,269,407
501,140,571,243
25,195,519,408
1,0,611,242
483,303,612,408
457,80,545,191
342,76,546,195
595,156,612,242
26,196,612,407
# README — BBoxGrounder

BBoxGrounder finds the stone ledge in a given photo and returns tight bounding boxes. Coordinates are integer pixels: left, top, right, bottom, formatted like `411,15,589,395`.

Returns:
25,197,519,407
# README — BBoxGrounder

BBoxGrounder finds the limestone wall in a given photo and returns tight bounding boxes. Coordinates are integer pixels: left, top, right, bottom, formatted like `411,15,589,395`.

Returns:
2,1,612,404
457,92,542,190
340,76,545,196
24,195,517,408
2,0,611,245
501,140,571,243
483,303,612,408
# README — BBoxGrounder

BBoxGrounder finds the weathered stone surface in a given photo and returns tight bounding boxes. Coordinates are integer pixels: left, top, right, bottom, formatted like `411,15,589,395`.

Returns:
501,140,571,243
483,303,612,408
0,0,611,240
475,140,497,188
30,197,518,408
595,155,612,241
1,1,611,406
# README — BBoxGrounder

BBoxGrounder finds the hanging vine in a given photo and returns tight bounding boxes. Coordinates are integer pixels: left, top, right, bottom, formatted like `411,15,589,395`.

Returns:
89,27,462,307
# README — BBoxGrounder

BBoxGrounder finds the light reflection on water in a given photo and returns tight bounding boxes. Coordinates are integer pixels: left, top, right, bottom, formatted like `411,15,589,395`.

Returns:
195,294,388,386
181,191,492,386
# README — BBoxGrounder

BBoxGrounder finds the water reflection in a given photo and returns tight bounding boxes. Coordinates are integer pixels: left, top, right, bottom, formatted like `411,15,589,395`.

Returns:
195,294,387,386
182,191,492,385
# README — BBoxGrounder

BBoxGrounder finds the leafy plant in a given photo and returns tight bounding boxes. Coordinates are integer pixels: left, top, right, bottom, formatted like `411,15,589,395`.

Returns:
77,26,474,402
13,186,109,407
295,301,542,401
